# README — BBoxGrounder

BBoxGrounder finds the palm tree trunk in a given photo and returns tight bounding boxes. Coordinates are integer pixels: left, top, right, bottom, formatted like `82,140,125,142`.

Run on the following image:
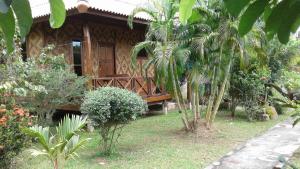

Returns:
209,58,232,125
170,61,190,131
230,97,237,118
192,89,197,122
205,66,217,128
53,159,59,169
195,91,200,119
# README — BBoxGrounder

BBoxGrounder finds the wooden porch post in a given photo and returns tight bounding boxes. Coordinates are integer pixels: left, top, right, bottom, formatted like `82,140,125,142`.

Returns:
83,24,92,89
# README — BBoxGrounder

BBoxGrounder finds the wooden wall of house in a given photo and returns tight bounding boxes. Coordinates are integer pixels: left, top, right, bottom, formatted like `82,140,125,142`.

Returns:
27,18,154,78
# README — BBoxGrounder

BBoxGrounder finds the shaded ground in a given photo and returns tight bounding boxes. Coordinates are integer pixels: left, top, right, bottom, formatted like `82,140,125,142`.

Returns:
205,119,300,169
15,110,291,169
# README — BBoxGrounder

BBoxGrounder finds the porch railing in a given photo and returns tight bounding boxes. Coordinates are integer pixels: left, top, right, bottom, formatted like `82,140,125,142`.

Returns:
92,76,167,98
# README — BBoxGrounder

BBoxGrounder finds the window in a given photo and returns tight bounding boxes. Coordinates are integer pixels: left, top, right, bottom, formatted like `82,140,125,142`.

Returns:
72,40,82,76
138,48,147,58
21,42,27,61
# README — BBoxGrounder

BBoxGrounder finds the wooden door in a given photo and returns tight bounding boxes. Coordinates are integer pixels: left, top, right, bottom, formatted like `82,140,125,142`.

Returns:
98,44,115,77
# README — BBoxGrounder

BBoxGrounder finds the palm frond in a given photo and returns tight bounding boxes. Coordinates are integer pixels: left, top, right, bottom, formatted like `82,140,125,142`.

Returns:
22,126,50,152
57,115,87,141
64,136,91,160
128,6,158,29
130,41,155,69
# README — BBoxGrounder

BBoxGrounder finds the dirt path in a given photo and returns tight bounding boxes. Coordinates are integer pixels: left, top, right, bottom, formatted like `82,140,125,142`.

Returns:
205,118,300,169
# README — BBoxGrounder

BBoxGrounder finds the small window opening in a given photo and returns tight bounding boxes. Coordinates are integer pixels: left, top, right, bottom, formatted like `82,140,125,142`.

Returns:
21,42,27,61
138,48,147,58
72,40,82,76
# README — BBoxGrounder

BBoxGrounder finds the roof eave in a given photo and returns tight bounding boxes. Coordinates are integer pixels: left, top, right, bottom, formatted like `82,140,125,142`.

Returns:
33,8,149,25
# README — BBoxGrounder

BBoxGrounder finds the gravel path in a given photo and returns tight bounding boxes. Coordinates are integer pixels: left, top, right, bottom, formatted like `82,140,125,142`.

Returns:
205,118,300,169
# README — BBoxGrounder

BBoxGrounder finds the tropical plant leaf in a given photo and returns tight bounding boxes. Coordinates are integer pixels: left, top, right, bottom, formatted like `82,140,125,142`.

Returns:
0,0,12,13
128,7,157,29
11,0,32,38
130,41,154,68
65,137,91,160
27,148,48,157
57,115,87,142
179,0,196,25
291,17,300,33
223,0,250,17
265,0,290,36
49,0,66,28
277,2,300,44
22,126,50,152
238,0,269,36
0,7,15,53
188,9,202,24
263,3,272,22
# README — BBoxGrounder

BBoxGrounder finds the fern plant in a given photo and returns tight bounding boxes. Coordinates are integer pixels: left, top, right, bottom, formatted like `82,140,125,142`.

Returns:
22,115,90,169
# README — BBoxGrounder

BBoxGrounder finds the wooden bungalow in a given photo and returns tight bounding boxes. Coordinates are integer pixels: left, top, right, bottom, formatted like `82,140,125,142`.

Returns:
26,0,171,108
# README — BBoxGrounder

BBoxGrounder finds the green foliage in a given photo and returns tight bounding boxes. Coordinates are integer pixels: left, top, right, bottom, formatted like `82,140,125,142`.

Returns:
0,7,15,52
130,0,275,129
238,0,268,36
11,0,32,38
26,54,87,123
23,115,89,169
224,0,300,43
179,0,196,25
229,59,270,120
0,0,66,53
281,70,300,91
0,44,87,123
49,0,66,28
0,105,32,168
81,87,146,155
128,0,194,130
223,0,250,17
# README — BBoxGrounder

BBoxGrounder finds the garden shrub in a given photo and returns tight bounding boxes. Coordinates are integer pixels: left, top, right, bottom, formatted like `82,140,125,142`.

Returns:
273,102,283,115
0,105,32,168
228,57,271,120
81,87,147,155
0,46,87,124
265,105,278,120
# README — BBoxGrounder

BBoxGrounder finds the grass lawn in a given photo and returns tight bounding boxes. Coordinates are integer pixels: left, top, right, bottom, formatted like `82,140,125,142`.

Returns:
288,148,300,168
15,110,291,169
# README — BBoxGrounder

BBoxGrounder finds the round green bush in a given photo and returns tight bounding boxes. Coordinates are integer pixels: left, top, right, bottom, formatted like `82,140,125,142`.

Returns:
81,87,147,126
81,87,147,154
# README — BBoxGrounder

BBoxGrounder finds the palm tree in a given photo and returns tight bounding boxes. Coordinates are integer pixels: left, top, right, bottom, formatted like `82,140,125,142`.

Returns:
23,115,90,169
129,0,267,130
128,0,192,131
181,1,246,129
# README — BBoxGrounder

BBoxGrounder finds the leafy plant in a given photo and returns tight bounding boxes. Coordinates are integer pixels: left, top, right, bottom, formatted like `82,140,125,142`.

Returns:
128,0,193,131
229,62,269,119
224,0,300,43
80,87,146,155
0,105,32,168
129,0,270,130
0,0,66,53
23,115,89,169
179,0,300,44
0,46,88,124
